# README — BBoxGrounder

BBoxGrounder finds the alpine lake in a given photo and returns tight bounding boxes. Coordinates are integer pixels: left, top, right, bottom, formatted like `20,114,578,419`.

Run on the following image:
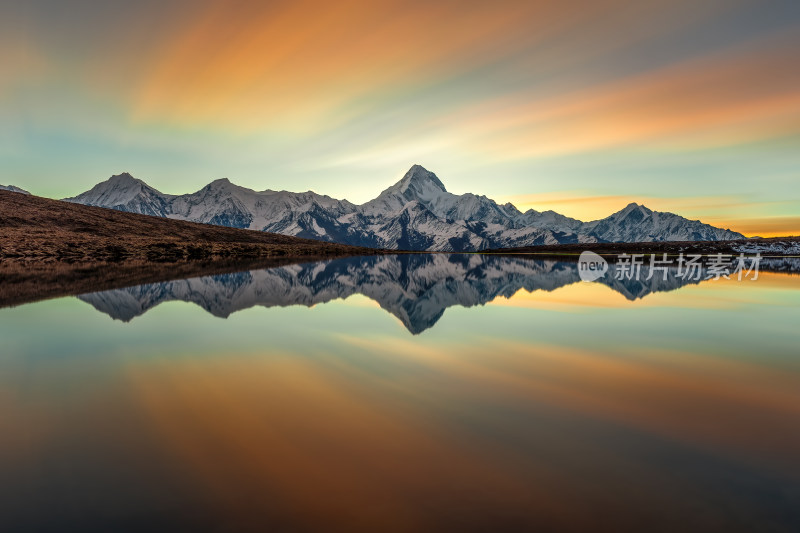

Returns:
1,254,799,532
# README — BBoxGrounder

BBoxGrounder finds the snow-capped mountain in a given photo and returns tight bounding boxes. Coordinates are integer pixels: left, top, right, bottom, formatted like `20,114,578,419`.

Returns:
65,165,744,251
65,173,173,217
0,184,30,195
581,202,739,242
78,254,703,334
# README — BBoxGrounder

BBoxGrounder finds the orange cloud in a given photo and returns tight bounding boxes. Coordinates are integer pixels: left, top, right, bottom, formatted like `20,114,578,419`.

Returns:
129,0,735,138
436,29,800,157
130,0,572,131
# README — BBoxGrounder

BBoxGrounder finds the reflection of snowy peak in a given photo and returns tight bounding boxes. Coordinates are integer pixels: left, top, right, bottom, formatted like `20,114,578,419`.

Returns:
78,254,702,334
66,165,744,251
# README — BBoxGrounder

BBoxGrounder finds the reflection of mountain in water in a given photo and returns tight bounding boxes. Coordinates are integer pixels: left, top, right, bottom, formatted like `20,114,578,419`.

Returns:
78,254,704,334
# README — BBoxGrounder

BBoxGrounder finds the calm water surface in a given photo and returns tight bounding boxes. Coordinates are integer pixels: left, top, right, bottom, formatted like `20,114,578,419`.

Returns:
1,255,799,532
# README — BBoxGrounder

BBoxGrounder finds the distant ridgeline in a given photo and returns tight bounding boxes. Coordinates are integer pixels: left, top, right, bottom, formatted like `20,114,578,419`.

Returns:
63,165,743,251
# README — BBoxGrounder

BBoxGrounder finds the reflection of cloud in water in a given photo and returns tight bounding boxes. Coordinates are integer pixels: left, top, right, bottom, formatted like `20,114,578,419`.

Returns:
122,335,800,532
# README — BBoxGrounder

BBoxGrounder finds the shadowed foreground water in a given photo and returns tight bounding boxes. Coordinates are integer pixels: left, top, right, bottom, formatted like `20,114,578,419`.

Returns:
1,254,798,532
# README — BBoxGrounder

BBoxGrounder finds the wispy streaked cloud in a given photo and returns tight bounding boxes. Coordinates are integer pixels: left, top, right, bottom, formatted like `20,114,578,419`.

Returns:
1,0,799,233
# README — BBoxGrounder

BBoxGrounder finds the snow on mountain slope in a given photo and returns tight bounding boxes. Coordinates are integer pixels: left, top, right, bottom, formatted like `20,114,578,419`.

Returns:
64,166,744,250
363,165,519,225
362,164,449,214
519,209,584,233
582,203,743,242
64,173,173,217
169,178,358,232
368,201,488,251
0,185,31,195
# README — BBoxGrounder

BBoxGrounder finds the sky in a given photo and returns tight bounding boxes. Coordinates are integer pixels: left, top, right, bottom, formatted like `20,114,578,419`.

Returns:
1,0,799,236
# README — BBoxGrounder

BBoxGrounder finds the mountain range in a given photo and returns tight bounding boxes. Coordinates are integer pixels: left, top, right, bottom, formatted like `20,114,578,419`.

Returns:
57,165,744,251
79,254,705,334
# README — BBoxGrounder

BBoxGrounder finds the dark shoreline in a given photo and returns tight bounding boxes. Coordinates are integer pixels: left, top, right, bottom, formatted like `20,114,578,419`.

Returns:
4,251,800,311
0,254,385,309
480,236,800,258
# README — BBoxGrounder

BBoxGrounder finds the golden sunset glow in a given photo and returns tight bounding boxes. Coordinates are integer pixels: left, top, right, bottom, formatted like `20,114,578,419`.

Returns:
2,0,799,233
500,193,800,237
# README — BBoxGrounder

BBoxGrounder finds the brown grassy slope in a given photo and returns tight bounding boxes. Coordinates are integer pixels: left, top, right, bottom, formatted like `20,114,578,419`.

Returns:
0,190,383,307
0,190,377,262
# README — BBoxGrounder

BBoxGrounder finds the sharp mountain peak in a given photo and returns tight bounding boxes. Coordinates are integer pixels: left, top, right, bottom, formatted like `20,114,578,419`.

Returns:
106,172,140,184
397,164,447,193
205,177,238,191
608,202,653,217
